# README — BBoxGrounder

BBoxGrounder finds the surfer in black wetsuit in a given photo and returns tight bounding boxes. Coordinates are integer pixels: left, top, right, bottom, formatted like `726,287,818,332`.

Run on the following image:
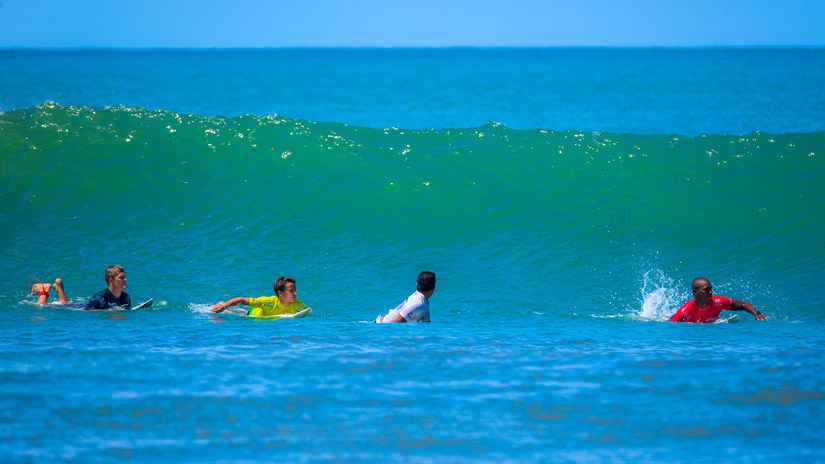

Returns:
28,265,131,309
85,265,131,310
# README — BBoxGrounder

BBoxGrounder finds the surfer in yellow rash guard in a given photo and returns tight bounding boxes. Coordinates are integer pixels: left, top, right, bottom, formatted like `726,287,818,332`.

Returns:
209,276,306,316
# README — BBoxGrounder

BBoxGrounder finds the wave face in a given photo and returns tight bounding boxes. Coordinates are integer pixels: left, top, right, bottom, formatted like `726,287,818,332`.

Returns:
2,103,823,317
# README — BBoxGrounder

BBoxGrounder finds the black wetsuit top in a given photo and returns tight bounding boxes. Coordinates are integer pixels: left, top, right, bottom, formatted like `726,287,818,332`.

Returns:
86,289,131,310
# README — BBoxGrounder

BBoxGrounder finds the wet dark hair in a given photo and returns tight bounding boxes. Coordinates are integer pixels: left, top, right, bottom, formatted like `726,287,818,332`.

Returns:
692,277,711,289
274,276,296,295
416,271,436,292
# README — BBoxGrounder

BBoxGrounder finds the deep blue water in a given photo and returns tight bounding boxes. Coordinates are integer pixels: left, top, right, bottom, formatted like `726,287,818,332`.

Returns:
1,48,824,463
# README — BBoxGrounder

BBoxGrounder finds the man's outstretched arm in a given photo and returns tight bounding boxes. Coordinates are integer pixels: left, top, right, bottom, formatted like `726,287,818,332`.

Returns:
730,299,769,320
210,297,250,313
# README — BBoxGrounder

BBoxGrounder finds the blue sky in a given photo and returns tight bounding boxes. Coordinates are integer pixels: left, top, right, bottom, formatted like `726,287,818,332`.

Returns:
1,0,824,47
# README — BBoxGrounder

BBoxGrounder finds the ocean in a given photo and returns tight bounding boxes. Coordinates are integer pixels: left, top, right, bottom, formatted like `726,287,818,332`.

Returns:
1,48,824,463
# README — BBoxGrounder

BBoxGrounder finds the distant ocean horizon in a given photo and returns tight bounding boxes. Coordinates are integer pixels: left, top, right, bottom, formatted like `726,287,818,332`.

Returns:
2,47,824,462
3,46,824,133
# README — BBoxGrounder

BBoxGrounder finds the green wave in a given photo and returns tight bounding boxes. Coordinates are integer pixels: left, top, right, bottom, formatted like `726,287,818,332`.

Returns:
2,104,824,303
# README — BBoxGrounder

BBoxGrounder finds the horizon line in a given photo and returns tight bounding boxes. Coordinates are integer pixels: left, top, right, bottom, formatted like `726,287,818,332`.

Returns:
3,45,825,52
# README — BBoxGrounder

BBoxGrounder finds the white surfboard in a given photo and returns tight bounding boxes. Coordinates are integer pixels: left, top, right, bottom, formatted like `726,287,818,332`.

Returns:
132,299,153,309
268,307,312,319
714,314,739,324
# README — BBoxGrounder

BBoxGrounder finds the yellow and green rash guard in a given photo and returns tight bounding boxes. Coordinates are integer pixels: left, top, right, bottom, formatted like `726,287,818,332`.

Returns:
247,297,306,317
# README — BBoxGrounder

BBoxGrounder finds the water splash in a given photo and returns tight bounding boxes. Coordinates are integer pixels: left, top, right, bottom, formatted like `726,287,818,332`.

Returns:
639,269,687,321
189,303,215,314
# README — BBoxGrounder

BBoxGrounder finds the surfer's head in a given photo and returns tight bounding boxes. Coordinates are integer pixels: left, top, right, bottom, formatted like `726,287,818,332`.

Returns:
105,265,127,294
274,276,297,305
416,271,436,294
691,277,712,303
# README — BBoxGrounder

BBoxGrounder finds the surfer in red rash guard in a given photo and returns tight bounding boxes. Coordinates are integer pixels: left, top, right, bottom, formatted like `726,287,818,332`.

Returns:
670,277,769,323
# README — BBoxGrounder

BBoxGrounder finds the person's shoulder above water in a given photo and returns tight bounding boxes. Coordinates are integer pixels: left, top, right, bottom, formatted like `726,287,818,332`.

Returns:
86,288,108,309
710,295,732,307
399,290,430,322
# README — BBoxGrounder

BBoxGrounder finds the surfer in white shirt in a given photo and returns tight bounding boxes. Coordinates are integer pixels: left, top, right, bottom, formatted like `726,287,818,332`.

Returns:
376,271,435,323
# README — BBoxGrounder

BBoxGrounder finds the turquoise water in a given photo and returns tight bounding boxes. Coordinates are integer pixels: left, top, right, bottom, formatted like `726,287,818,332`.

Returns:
1,49,825,462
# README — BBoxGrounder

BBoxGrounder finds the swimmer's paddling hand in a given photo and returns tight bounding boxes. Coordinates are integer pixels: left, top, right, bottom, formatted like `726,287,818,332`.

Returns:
209,297,250,313
731,299,769,321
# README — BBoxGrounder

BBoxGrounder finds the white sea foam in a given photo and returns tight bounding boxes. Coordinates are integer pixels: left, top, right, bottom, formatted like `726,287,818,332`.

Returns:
639,269,687,321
